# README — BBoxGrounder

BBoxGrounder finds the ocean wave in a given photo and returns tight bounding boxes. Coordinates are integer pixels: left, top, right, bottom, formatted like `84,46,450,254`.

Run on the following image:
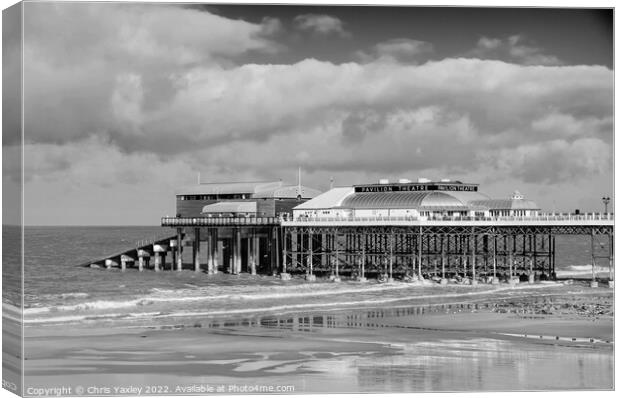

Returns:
24,311,165,325
556,264,610,276
23,283,563,325
24,282,422,316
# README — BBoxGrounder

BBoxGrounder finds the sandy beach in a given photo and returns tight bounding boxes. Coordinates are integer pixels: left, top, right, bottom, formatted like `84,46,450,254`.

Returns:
17,279,613,394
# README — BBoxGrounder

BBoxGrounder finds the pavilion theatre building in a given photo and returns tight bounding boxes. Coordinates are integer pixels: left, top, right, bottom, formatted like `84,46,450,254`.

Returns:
292,178,540,220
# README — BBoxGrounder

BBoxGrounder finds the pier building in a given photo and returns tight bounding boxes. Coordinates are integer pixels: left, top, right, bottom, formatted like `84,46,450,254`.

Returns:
293,179,540,220
176,180,321,218
161,180,320,275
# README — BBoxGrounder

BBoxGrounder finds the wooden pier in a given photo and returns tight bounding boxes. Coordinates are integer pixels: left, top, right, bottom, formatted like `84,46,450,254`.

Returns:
84,214,613,288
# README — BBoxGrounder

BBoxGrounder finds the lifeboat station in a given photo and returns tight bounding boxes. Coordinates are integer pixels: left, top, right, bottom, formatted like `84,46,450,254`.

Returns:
87,177,614,288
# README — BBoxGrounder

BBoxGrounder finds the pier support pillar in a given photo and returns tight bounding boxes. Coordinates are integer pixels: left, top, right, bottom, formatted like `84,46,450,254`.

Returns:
607,231,614,288
334,230,341,283
249,233,257,275
194,228,201,272
358,243,367,282
206,229,214,274
210,229,219,274
176,228,183,271
120,257,127,271
305,232,315,281
280,228,291,280
388,232,394,283
417,226,423,279
105,258,116,270
138,255,145,272
235,228,242,274
441,235,446,280
471,232,477,285
153,253,161,272
254,235,260,274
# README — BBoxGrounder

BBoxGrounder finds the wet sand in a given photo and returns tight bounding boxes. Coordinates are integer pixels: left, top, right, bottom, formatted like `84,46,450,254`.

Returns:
20,282,614,393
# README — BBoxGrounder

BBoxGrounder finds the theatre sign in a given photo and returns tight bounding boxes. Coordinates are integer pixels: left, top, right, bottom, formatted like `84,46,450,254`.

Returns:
354,182,479,193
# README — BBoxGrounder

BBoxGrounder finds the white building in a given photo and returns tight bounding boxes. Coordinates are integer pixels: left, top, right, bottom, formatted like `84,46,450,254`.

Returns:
293,179,540,220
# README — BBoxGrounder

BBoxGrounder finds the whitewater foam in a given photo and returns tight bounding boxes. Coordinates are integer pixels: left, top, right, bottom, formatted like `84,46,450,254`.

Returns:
24,282,564,326
23,281,425,316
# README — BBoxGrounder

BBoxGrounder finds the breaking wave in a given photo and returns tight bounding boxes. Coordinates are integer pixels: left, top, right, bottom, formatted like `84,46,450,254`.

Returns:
23,283,563,325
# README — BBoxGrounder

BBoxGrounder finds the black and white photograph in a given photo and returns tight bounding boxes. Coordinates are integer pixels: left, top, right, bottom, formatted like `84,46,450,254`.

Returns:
1,0,615,395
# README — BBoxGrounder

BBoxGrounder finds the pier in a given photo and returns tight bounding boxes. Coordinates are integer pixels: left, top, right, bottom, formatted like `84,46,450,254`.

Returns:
84,178,614,288
83,213,613,288
279,214,614,285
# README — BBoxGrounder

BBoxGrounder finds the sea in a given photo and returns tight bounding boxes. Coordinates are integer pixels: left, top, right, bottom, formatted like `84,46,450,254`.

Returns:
2,225,614,392
1,225,613,326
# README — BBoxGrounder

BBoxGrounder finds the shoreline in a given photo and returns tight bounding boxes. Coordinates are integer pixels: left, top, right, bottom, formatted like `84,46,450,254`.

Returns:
14,280,614,392
19,280,613,340
15,277,613,328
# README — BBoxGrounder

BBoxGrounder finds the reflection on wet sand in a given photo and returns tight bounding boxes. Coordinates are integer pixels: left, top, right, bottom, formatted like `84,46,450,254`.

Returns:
24,298,613,392
175,302,482,331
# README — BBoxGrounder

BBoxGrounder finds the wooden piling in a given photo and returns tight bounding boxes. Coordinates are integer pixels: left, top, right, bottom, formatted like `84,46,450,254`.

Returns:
153,252,161,272
176,228,183,271
194,228,201,272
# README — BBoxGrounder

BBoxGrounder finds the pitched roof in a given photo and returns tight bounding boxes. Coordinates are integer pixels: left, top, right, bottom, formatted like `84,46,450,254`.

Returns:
252,185,322,199
176,181,282,196
201,202,257,214
293,187,355,210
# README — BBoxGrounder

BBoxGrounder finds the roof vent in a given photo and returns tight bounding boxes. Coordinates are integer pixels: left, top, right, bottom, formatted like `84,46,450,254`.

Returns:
440,178,451,182
398,178,411,184
417,177,431,183
378,179,390,184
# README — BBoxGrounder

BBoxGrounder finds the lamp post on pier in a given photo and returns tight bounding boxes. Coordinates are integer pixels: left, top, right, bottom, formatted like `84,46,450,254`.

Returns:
602,196,610,214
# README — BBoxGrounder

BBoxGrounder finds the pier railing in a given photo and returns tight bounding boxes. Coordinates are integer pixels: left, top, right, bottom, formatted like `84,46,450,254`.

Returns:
284,213,614,226
161,216,281,227
162,213,614,227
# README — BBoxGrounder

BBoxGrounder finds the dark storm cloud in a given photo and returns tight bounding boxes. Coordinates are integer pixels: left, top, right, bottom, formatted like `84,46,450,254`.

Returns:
465,34,562,65
356,38,434,64
293,14,350,37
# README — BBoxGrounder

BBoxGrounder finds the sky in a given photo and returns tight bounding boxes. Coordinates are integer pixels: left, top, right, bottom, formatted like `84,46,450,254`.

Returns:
1,1,614,225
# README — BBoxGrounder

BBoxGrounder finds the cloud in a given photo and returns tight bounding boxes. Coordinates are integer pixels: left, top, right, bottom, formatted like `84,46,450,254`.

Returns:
357,38,434,63
22,2,281,145
293,14,350,37
467,34,562,66
16,3,613,222
479,138,611,183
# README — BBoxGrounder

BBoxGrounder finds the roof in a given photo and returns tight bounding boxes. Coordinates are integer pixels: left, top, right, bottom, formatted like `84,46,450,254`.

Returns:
201,202,257,214
470,199,540,210
252,185,323,199
176,181,282,196
177,181,322,199
440,190,491,203
293,187,355,210
340,191,468,209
